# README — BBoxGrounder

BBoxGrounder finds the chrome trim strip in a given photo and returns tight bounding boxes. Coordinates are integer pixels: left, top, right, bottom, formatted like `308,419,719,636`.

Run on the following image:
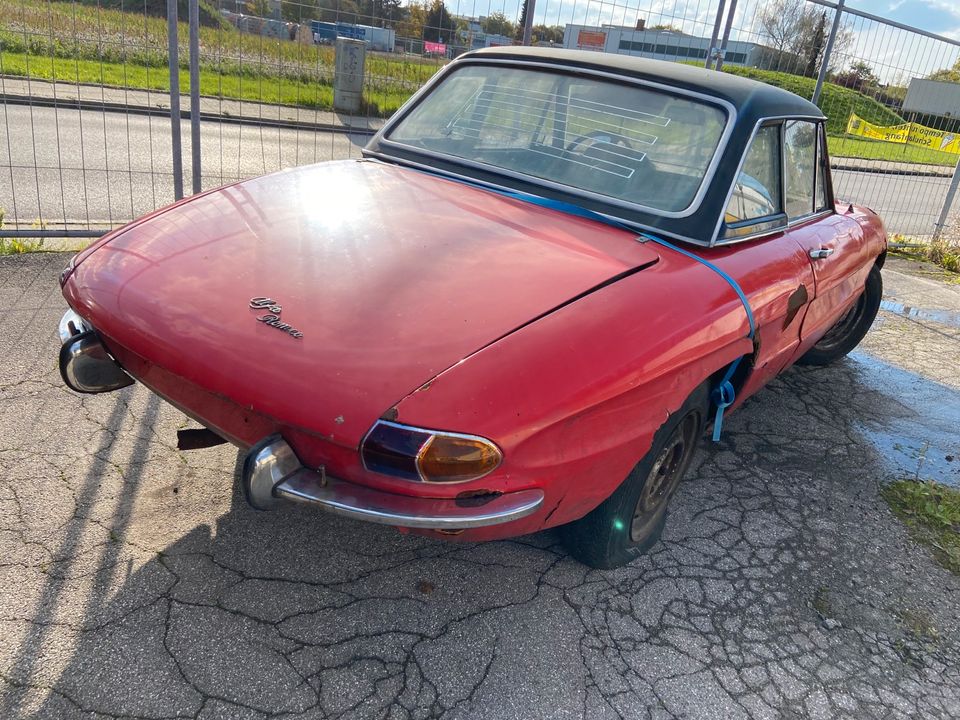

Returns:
277,470,544,529
371,57,738,220
244,436,543,528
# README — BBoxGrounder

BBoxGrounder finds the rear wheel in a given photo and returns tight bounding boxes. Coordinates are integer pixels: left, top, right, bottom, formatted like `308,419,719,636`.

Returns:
797,264,882,367
560,385,707,569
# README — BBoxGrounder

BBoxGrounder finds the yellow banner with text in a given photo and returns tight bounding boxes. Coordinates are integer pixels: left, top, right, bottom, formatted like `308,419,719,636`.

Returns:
846,113,960,155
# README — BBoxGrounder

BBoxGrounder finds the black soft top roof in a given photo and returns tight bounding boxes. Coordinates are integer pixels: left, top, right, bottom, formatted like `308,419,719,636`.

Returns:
366,48,827,246
465,46,823,122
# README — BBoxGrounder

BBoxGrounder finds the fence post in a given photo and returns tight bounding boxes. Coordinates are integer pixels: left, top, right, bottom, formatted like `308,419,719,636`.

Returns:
521,0,536,46
705,0,726,70
189,0,201,195
933,159,960,242
334,38,366,114
713,0,738,72
812,0,845,105
166,0,183,201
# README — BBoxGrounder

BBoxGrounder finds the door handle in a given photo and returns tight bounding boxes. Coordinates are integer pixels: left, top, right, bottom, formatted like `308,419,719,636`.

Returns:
810,248,835,259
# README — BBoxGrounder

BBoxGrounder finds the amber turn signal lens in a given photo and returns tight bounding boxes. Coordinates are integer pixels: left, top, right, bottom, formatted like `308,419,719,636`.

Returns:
417,434,502,483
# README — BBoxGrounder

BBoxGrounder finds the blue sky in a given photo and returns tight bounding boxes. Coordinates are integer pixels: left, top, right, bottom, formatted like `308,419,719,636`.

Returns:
847,0,960,39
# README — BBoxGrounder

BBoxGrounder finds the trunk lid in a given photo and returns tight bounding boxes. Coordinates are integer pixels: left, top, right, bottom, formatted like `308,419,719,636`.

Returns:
65,160,659,446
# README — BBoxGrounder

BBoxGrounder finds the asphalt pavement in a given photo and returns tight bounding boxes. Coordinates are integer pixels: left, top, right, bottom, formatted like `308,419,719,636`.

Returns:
0,103,368,233
1,252,959,719
0,103,956,238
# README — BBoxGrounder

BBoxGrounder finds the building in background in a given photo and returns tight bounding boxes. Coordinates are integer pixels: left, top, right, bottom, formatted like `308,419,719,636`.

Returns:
562,23,764,68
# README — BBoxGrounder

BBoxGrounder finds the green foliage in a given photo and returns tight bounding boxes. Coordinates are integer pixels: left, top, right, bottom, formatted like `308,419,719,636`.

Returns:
423,0,454,43
929,57,960,83
480,11,514,38
882,479,960,576
0,210,46,254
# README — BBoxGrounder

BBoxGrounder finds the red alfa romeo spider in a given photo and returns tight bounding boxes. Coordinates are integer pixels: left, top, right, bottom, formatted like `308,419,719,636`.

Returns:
57,48,886,568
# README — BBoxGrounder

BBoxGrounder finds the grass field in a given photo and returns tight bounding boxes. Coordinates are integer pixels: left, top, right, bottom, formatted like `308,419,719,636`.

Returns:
883,479,960,576
828,136,958,166
0,50,428,115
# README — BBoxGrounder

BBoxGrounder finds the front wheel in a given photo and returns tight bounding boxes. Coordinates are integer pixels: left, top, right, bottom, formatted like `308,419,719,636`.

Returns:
797,264,882,367
559,385,707,569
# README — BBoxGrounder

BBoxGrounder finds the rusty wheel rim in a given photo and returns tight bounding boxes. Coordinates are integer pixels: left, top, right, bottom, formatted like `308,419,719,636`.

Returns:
630,412,699,542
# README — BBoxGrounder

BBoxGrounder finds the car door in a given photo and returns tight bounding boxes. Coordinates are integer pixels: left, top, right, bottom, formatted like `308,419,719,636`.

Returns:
781,121,870,344
711,122,816,396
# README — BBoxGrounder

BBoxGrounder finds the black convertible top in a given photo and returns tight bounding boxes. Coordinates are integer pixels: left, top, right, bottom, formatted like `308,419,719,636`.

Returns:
466,46,823,122
366,47,827,246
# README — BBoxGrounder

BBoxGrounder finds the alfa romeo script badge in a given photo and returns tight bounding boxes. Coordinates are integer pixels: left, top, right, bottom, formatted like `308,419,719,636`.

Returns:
249,297,303,339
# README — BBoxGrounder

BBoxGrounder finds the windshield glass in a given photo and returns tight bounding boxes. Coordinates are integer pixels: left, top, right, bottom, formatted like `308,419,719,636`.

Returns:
386,64,729,213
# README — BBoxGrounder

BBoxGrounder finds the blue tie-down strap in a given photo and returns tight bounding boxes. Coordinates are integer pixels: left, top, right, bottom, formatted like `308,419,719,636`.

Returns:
636,233,756,442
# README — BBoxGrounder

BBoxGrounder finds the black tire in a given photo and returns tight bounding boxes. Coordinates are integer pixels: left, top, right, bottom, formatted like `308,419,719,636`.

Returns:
559,384,708,569
797,264,882,367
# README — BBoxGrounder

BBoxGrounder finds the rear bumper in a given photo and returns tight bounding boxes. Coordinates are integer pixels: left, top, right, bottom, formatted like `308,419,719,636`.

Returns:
242,435,545,530
58,309,135,394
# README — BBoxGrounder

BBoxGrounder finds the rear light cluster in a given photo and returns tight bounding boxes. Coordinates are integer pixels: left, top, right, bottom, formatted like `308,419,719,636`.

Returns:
361,420,502,483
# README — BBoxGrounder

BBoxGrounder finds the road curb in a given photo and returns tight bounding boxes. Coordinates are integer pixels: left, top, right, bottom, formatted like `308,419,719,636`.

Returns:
0,92,378,135
831,162,953,179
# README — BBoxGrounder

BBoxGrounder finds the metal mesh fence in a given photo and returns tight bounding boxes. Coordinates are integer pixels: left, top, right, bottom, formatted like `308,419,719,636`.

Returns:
1,0,959,240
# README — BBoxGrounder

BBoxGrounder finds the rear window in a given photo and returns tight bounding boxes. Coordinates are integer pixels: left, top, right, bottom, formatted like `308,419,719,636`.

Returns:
386,64,729,214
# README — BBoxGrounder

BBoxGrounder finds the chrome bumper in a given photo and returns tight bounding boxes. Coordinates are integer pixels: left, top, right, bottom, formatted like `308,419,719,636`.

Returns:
242,436,545,530
58,309,135,394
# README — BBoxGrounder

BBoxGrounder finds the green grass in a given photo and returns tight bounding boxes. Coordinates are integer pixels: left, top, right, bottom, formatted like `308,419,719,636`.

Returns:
882,479,960,575
828,136,958,167
720,66,905,135
0,0,443,114
0,50,421,116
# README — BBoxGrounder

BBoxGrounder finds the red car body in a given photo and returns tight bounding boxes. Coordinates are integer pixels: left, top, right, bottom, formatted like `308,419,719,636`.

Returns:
58,48,887,561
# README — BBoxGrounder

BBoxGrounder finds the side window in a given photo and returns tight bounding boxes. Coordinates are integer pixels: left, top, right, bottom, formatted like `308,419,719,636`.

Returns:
814,124,830,212
725,125,782,224
784,120,817,218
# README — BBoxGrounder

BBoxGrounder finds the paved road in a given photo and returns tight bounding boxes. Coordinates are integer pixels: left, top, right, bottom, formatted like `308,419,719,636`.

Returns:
0,104,956,236
1,253,959,718
0,103,368,230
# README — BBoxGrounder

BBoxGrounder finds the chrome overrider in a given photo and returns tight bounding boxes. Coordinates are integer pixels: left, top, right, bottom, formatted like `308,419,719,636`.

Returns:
242,435,545,529
57,308,135,394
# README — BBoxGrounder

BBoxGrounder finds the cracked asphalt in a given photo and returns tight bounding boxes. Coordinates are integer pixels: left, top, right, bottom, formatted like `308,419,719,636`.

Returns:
1,251,959,719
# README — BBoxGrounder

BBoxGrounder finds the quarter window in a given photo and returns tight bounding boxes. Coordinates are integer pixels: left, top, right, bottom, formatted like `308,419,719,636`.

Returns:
725,125,782,223
784,120,818,218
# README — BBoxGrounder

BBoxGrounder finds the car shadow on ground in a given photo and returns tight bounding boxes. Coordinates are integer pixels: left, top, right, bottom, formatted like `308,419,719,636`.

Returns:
5,345,960,717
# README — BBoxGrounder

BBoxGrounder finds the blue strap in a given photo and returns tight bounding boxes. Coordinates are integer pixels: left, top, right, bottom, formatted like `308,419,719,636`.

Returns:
413,169,756,440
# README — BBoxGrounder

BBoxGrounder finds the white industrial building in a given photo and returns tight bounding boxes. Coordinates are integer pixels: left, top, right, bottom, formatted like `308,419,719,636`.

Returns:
562,24,764,68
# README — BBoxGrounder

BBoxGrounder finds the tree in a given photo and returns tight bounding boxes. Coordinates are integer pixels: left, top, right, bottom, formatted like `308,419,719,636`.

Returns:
423,0,454,42
396,1,426,39
515,0,528,42
929,58,960,83
481,11,514,38
532,24,564,44
281,0,318,22
316,0,360,23
833,61,881,92
804,11,825,78
245,0,271,17
648,23,683,32
757,0,851,76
